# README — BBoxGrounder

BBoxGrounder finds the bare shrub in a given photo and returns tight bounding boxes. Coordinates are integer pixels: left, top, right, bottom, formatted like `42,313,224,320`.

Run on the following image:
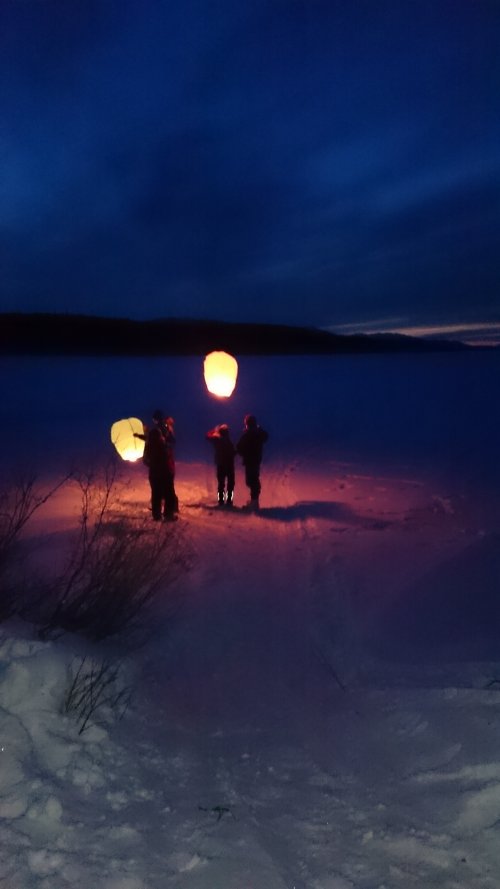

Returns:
63,656,131,734
36,465,189,641
0,473,69,621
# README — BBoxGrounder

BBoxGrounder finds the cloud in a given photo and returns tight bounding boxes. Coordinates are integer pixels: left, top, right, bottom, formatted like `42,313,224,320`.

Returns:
0,0,498,327
329,320,500,346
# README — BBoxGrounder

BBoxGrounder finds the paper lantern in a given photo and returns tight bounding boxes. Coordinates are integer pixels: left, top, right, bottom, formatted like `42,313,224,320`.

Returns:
203,351,238,398
110,417,145,462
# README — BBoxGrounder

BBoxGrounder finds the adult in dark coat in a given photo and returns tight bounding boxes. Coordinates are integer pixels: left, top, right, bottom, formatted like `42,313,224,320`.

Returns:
206,424,236,506
236,414,268,510
139,410,178,521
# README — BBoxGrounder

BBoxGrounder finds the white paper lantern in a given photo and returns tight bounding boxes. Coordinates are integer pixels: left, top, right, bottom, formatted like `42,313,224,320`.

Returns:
110,417,145,462
203,351,238,397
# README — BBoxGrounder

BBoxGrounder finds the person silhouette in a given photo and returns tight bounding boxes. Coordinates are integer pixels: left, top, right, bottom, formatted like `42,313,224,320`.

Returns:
236,414,268,510
206,423,236,507
136,409,178,521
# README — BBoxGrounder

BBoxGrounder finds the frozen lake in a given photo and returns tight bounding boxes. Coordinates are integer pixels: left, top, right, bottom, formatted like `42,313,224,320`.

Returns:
2,351,500,489
2,350,500,888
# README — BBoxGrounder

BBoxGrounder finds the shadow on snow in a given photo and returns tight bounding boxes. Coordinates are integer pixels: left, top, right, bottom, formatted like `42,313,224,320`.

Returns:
190,499,378,526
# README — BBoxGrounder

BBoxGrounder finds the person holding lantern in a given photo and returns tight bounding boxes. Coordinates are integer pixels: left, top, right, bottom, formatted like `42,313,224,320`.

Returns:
206,423,236,507
236,414,269,511
136,409,178,521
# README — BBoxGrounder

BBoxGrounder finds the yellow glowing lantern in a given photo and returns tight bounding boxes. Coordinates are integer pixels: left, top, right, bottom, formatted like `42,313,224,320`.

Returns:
203,351,238,398
110,417,145,462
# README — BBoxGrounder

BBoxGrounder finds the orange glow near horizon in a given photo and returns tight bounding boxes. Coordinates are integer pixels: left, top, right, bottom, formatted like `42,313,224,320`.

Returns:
389,322,500,339
329,320,500,346
203,351,239,398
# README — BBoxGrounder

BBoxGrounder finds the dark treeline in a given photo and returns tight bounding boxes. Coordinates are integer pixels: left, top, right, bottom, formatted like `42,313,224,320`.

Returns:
0,313,471,356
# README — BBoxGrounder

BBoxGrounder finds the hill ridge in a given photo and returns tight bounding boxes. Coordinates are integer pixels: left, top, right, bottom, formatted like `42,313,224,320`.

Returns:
0,312,471,356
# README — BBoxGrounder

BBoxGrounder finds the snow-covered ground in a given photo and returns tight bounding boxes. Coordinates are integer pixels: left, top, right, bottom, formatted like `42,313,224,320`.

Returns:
1,353,500,888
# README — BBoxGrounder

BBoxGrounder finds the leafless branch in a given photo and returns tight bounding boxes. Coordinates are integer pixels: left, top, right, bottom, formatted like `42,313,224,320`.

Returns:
64,656,131,734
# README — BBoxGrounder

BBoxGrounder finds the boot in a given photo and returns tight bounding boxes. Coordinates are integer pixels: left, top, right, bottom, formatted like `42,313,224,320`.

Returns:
217,492,225,507
245,497,259,511
226,491,234,507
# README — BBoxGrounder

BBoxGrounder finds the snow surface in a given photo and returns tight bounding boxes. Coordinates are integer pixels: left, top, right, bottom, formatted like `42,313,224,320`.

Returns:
1,353,500,888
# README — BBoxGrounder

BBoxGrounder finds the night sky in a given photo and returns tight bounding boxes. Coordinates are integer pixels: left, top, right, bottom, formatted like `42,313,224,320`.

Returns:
1,0,499,342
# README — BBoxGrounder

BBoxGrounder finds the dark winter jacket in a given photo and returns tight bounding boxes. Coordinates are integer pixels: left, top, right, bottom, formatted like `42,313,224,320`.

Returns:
144,425,175,475
206,429,236,469
236,426,268,466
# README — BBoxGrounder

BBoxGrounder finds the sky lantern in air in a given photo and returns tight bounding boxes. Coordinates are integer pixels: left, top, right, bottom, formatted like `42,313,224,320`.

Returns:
110,417,145,462
203,351,238,398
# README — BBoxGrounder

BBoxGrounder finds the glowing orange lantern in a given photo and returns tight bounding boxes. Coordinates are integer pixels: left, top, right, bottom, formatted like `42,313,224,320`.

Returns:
110,417,145,462
203,351,238,398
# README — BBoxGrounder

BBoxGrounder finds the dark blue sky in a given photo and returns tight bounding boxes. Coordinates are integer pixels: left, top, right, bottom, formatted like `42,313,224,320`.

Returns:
1,0,499,340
